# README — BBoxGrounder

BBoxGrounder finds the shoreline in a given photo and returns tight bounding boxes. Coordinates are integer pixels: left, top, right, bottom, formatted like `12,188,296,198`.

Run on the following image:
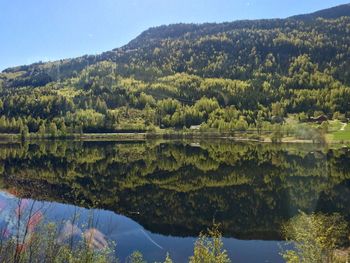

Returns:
0,132,349,146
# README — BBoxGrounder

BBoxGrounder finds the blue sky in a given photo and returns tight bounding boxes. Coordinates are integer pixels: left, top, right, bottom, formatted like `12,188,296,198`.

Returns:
0,0,349,71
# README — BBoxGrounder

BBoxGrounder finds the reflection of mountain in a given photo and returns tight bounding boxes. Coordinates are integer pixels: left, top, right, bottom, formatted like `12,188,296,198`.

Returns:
0,141,349,240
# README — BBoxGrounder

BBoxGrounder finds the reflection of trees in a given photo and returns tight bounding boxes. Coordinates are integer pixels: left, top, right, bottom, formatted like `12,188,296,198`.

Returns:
0,141,349,240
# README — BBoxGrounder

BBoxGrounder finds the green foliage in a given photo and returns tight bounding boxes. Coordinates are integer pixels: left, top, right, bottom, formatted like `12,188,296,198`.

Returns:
0,221,117,263
20,124,29,140
194,97,220,117
271,124,283,143
157,99,181,115
163,253,173,263
281,212,348,263
38,122,46,137
0,11,350,134
49,122,58,138
292,123,327,143
126,251,146,263
235,116,249,131
189,225,230,263
124,251,176,263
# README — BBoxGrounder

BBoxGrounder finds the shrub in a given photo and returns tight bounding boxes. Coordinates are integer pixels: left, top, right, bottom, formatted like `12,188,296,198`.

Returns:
281,212,348,263
189,224,230,263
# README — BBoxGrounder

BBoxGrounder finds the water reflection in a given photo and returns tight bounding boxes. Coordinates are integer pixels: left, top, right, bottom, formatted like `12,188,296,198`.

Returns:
0,140,348,262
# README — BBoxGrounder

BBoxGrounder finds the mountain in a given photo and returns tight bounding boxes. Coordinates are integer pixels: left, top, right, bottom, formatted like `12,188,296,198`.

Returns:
289,3,350,20
2,4,350,83
0,4,349,135
2,4,350,85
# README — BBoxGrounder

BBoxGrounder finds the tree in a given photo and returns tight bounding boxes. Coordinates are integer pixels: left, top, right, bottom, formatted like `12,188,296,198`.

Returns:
157,99,181,115
194,97,220,119
182,106,204,128
96,97,108,114
271,124,283,143
256,111,264,134
144,104,155,125
0,116,7,133
58,119,67,137
126,251,146,263
137,92,156,109
189,225,230,263
164,253,173,263
20,124,29,141
235,117,248,131
282,212,348,263
271,102,285,118
38,123,46,137
48,122,58,138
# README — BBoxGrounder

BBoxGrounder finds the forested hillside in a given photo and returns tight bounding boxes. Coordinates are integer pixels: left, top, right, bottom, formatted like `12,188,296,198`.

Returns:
0,4,349,135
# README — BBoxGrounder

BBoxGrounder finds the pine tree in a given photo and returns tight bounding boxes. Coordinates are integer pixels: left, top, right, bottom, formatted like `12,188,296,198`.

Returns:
38,123,46,138
21,124,29,141
49,122,58,138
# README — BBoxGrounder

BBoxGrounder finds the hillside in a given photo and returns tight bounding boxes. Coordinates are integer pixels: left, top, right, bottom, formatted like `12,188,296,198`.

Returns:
290,3,350,20
0,4,349,136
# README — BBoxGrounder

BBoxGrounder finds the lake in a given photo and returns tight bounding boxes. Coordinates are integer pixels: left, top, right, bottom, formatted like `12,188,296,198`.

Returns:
0,140,349,262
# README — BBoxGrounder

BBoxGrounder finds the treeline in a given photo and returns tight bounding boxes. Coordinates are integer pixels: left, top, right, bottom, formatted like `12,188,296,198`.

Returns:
0,115,78,138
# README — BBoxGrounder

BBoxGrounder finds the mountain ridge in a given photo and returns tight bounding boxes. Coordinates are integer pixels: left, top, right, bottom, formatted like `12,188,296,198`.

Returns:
2,3,350,74
289,3,350,20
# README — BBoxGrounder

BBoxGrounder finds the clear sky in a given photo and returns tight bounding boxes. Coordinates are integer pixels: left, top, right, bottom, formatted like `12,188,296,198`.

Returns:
0,0,349,71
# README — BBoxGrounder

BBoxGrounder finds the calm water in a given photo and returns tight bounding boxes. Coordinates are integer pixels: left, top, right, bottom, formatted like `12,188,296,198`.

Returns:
0,140,349,262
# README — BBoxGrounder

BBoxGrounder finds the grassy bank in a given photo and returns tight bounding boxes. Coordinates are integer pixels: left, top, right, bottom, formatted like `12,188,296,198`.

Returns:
331,123,350,142
0,123,349,145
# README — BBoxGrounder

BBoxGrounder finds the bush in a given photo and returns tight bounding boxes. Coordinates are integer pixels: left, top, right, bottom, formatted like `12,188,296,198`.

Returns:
189,224,230,263
281,212,348,263
0,222,116,263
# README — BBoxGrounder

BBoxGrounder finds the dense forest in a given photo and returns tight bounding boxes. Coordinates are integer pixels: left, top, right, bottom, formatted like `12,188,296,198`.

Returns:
0,4,350,135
